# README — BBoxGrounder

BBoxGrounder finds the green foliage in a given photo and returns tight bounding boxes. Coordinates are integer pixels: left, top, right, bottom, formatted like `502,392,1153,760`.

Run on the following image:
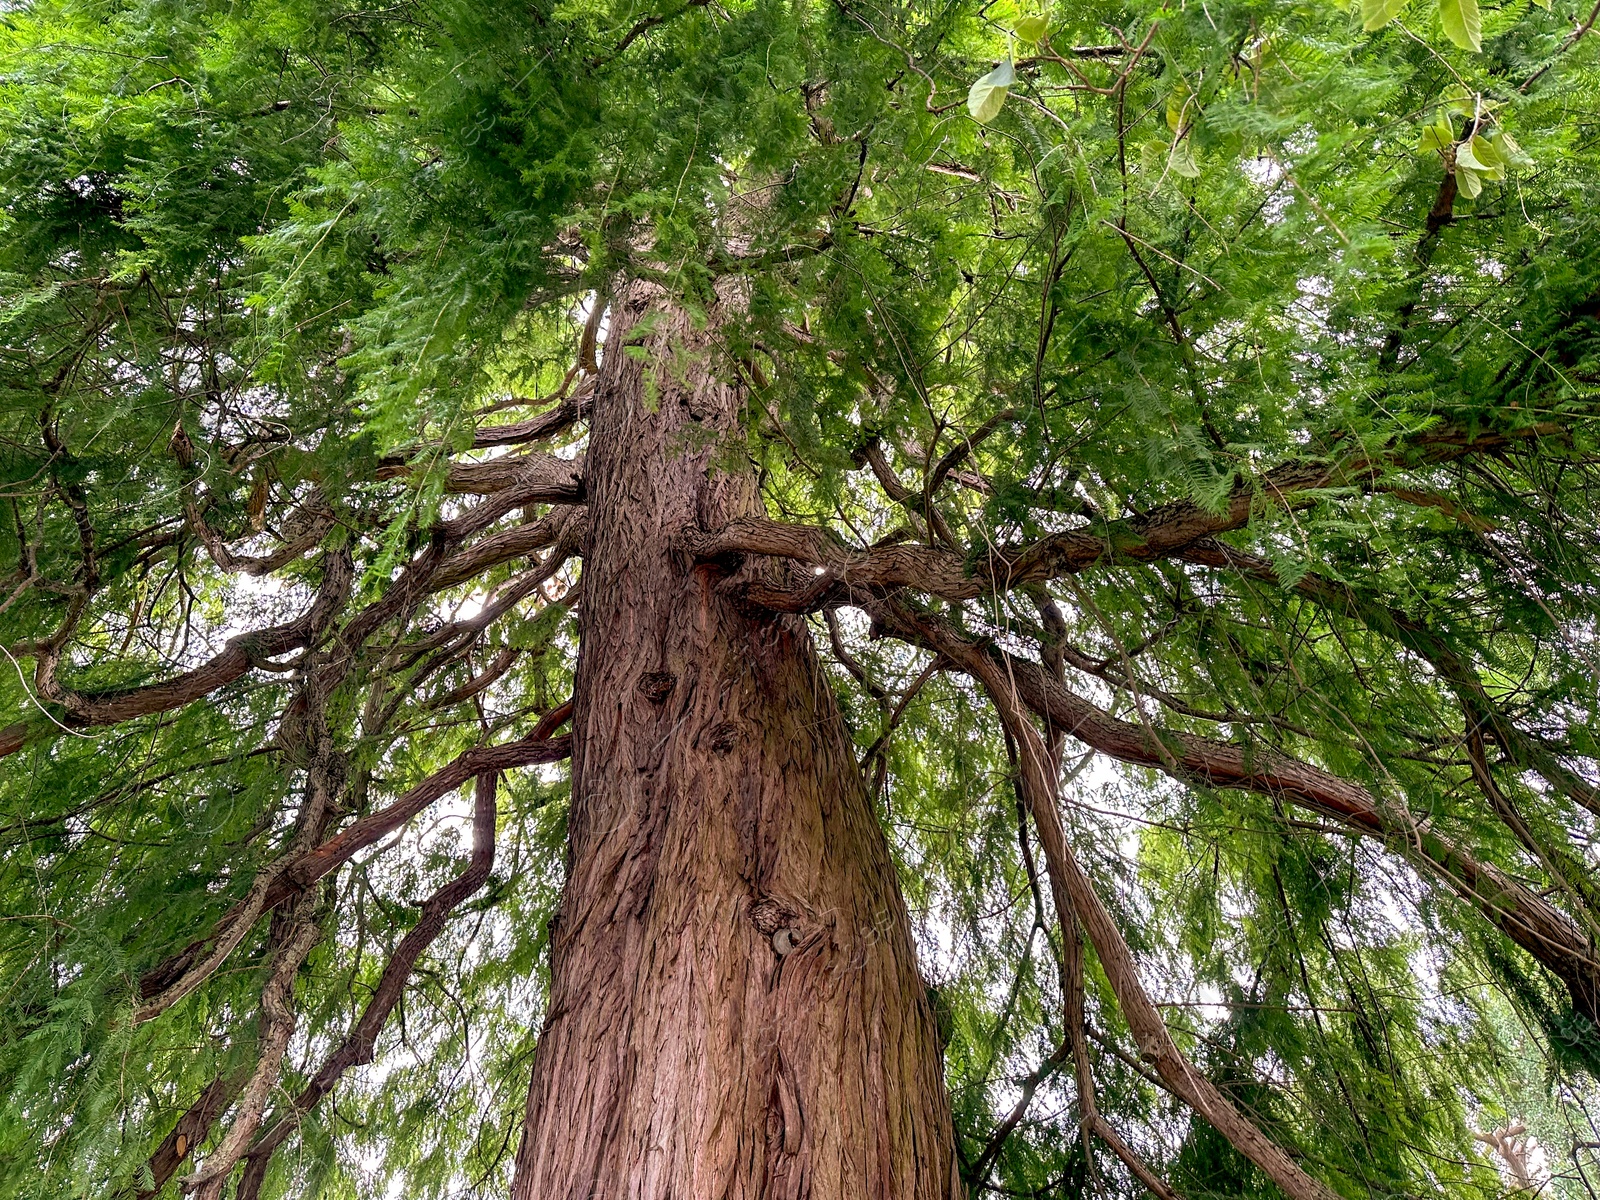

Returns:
4,0,1600,1194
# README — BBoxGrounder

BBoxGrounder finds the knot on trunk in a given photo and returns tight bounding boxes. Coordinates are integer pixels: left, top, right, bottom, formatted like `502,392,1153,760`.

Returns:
637,672,675,703
748,896,795,936
750,897,811,958
705,721,740,754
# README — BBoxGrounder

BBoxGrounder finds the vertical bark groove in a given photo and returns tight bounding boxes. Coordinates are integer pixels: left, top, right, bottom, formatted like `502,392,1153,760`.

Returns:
511,281,959,1200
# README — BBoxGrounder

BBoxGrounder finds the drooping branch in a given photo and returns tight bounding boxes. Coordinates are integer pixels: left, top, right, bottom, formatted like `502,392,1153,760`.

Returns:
51,441,582,761
368,360,594,511
856,654,945,788
965,1036,1074,1187
965,766,1098,1192
133,718,347,1025
375,529,583,731
983,742,1186,1200
181,893,324,1198
958,604,1341,1200
10,547,352,748
321,499,579,704
873,599,1600,1026
1088,1113,1187,1200
280,704,569,895
137,704,571,1002
1462,721,1600,931
1181,538,1600,818
20,476,573,765
116,484,576,1010
924,407,1018,501
7,439,572,761
233,771,500,1200
434,645,520,710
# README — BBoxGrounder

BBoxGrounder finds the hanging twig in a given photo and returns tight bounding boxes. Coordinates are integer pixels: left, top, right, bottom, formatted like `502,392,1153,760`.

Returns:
946,608,1341,1200
181,891,324,1196
234,772,501,1200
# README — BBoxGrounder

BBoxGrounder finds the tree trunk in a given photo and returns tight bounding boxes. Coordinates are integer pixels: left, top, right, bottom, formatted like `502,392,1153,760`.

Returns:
511,281,960,1200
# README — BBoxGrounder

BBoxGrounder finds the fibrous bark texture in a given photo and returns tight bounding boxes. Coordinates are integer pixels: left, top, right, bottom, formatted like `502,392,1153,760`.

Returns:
511,281,960,1200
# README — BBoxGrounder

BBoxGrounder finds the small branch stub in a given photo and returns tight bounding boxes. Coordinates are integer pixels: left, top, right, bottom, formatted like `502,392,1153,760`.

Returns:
638,672,675,703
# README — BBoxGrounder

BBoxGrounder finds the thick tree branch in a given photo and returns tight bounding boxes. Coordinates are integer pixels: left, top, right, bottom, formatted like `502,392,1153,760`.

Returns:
430,507,580,593
133,1068,248,1199
182,893,323,1197
184,487,336,576
872,600,1600,1026
438,452,585,501
6,548,352,757
693,423,1566,609
282,706,569,894
472,385,594,448
137,705,571,1002
133,728,345,1024
957,605,1341,1200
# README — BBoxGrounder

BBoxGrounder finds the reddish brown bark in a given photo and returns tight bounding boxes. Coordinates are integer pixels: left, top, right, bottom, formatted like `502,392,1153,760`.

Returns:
511,282,959,1200
135,1068,248,1199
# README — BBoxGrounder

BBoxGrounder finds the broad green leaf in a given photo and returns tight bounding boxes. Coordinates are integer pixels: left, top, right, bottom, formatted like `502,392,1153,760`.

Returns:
1362,0,1409,32
1454,134,1504,179
1494,129,1534,168
1169,137,1201,178
1439,0,1481,52
1456,164,1484,197
968,58,1015,124
1167,91,1192,133
1455,135,1493,170
1418,118,1456,153
1138,138,1169,173
1468,134,1503,176
1013,13,1050,42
